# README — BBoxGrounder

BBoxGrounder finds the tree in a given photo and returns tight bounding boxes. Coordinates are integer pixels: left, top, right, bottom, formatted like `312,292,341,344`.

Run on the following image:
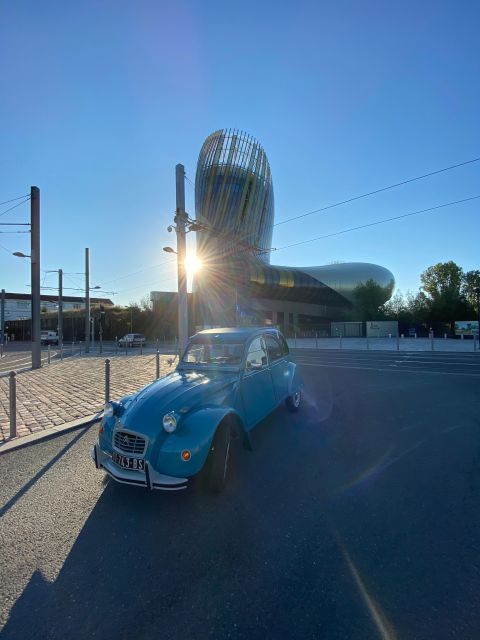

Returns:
405,290,430,325
420,261,471,328
353,279,389,321
139,295,153,312
462,270,480,311
382,289,407,320
420,261,463,300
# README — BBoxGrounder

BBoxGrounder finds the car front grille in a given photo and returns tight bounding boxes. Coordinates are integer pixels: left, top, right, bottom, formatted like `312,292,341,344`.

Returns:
113,430,146,455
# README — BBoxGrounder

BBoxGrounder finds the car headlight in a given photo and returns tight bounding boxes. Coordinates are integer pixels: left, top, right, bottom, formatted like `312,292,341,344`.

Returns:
104,402,114,418
162,412,177,433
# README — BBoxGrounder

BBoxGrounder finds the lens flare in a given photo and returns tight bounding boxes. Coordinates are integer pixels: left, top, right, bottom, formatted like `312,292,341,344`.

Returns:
185,254,202,276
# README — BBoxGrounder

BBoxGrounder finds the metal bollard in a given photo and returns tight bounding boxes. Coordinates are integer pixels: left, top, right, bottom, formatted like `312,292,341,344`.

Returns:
60,344,63,361
1,343,3,357
9,371,16,438
396,335,399,351
156,338,159,351
105,358,110,404
366,336,369,350
340,334,343,349
48,344,51,364
444,333,447,340
431,333,434,351
294,332,297,348
315,331,318,349
156,350,160,379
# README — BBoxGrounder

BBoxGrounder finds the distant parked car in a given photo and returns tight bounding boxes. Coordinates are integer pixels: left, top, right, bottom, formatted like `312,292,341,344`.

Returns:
40,330,59,345
118,333,146,348
92,327,303,492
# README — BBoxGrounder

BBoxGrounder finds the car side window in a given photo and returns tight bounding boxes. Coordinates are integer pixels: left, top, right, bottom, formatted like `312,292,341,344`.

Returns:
264,335,284,363
279,334,289,355
245,337,268,371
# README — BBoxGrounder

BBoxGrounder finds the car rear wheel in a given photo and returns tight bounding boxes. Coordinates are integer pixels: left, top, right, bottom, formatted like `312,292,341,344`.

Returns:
206,422,231,492
286,390,302,412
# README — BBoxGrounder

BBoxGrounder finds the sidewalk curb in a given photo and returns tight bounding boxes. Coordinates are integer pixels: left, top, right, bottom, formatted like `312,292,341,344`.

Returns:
0,412,103,455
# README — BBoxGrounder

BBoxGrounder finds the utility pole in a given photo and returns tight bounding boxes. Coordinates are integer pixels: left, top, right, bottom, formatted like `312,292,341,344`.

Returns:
31,186,41,369
175,164,188,355
58,268,63,349
0,289,5,345
85,248,90,353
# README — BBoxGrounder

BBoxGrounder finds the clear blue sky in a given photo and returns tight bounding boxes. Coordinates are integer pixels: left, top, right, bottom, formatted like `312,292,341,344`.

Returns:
1,0,479,305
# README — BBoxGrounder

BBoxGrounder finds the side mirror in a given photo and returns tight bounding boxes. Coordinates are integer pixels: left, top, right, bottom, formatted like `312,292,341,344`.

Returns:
247,361,262,371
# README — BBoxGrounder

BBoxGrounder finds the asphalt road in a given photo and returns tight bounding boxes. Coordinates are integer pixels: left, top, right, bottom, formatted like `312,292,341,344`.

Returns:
1,350,479,639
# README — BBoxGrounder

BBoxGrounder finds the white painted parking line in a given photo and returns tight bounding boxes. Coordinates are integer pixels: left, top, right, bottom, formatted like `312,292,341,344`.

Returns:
292,353,480,367
295,361,480,377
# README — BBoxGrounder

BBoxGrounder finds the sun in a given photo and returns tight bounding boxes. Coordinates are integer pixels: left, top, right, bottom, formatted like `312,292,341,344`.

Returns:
185,253,202,276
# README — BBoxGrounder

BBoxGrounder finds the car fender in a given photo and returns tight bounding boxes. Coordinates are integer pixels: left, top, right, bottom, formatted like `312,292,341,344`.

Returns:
287,361,303,396
154,406,245,477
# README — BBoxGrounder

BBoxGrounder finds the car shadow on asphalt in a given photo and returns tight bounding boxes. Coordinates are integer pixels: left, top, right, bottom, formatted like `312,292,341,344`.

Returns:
0,426,92,519
1,395,361,640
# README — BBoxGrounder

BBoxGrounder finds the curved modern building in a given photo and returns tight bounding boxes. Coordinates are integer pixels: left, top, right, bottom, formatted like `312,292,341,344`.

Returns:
194,129,394,331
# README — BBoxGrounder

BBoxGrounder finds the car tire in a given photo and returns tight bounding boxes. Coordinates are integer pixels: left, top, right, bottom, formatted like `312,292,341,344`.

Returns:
207,422,231,492
286,390,302,412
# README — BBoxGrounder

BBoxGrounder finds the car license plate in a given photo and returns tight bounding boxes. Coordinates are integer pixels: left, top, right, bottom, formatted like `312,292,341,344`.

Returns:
112,451,145,470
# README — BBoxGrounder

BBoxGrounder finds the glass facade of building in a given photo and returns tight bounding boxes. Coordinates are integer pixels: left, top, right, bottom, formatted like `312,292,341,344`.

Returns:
194,128,395,327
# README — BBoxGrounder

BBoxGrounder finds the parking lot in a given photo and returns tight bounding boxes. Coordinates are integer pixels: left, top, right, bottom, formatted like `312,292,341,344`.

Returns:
1,349,479,639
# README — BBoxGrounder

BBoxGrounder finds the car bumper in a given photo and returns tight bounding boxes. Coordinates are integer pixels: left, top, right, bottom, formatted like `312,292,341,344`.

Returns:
91,444,188,491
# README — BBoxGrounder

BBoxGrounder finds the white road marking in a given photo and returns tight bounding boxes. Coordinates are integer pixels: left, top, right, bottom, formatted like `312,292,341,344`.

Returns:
295,361,480,377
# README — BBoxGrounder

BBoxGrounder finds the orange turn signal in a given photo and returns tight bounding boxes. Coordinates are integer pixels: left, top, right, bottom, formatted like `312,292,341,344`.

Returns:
181,450,191,461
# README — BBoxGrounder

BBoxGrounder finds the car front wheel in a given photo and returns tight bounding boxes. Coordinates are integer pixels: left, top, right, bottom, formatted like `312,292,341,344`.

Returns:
206,422,231,492
286,390,302,412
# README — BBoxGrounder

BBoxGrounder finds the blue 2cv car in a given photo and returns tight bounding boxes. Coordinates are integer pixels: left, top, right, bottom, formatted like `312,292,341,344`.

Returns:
92,327,303,492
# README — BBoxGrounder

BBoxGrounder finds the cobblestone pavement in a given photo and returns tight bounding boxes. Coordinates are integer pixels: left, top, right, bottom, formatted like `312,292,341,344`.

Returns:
0,353,176,442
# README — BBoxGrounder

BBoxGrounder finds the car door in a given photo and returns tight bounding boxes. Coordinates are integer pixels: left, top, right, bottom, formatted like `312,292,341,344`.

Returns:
264,334,290,403
241,336,276,430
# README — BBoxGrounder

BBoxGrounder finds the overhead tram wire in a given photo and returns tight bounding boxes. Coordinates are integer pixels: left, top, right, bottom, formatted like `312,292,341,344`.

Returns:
273,156,480,228
113,260,179,295
98,257,177,287
193,155,480,256
0,197,31,219
269,194,480,253
0,241,17,255
0,194,30,207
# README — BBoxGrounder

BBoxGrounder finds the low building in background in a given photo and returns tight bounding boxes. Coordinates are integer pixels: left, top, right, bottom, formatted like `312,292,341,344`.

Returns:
1,292,113,322
1,292,114,341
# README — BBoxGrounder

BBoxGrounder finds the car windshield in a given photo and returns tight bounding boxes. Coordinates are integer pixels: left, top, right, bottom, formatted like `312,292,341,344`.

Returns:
182,340,244,365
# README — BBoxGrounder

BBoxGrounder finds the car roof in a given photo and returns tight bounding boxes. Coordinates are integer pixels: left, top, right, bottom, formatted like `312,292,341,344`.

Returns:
192,327,282,343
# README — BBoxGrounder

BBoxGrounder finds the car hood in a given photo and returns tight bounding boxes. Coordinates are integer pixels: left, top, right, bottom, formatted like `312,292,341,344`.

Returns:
117,369,238,439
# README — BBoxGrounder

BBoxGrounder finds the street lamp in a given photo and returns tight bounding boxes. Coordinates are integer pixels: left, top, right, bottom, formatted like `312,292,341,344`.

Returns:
163,246,177,255
13,251,31,258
